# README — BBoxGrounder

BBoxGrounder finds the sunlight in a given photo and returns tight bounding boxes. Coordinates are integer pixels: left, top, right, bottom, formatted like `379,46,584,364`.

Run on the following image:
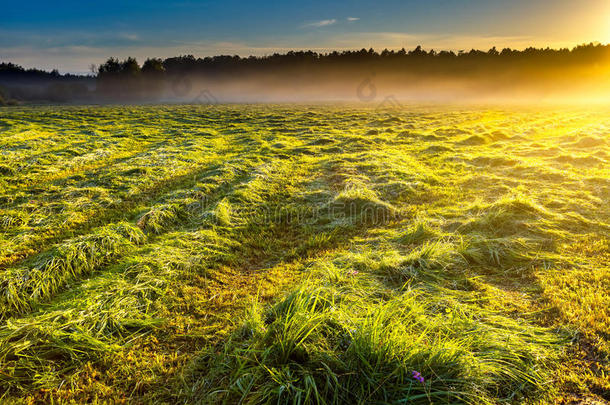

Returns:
2,1,610,403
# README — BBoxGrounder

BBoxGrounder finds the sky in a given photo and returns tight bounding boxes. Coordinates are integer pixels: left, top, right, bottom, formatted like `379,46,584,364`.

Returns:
1,0,609,73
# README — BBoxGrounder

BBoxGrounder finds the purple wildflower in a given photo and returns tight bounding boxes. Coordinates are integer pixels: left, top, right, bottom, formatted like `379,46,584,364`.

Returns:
347,270,359,276
412,370,425,383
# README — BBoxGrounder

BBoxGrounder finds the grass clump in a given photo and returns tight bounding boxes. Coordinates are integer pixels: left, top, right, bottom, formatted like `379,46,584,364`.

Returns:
458,195,558,241
0,210,29,229
212,198,233,226
396,241,460,278
330,181,396,224
457,234,539,268
397,219,442,245
0,164,16,176
137,202,191,234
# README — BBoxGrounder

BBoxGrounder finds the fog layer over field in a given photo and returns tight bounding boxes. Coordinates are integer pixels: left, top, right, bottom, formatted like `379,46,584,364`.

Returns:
161,70,610,104
3,44,610,104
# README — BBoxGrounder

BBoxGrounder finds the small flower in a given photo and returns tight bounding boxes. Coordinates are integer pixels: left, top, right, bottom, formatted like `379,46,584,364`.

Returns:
412,370,425,383
347,270,359,276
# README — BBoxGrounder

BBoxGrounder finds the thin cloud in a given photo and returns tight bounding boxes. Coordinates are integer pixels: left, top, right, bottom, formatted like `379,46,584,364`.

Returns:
347,17,360,22
302,19,337,28
119,33,139,41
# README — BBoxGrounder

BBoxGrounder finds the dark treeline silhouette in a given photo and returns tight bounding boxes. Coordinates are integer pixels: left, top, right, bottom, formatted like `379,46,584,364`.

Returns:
96,57,165,99
93,43,610,102
153,43,610,78
0,62,94,104
2,43,610,104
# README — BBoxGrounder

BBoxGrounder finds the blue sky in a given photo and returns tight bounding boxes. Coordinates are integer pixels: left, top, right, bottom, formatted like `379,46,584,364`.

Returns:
1,0,608,73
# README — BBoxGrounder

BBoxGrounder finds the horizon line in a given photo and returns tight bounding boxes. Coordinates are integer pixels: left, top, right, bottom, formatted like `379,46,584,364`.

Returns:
3,40,610,76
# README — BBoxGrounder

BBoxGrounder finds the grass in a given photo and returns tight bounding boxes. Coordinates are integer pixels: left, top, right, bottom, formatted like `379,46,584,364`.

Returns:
0,222,145,317
0,104,608,403
184,251,565,404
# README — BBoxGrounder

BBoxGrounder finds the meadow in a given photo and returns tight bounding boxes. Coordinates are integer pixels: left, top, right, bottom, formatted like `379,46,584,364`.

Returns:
0,104,608,404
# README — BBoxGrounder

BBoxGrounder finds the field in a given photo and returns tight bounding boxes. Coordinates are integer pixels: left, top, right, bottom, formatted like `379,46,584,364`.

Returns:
0,104,608,404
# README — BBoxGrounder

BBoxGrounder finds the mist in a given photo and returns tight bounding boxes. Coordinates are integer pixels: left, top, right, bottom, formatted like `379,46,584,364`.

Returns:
3,44,610,105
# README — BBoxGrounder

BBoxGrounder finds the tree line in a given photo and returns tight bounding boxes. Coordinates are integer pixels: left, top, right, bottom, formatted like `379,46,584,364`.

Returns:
93,42,610,99
0,63,92,103
2,42,610,103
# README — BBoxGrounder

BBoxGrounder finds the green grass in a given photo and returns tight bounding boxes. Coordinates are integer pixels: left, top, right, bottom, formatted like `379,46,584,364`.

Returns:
0,104,608,403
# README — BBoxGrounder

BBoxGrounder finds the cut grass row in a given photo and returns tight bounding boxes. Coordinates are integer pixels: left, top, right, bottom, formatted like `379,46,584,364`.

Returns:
0,151,251,269
0,148,422,399
0,154,335,398
0,157,258,317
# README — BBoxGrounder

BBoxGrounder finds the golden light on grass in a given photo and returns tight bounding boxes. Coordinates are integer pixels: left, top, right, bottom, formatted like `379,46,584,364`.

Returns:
0,105,607,403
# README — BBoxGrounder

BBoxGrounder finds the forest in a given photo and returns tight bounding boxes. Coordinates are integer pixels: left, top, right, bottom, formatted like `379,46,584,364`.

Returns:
2,43,610,103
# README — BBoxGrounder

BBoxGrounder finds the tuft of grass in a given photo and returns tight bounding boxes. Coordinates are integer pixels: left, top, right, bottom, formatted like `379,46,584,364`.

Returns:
137,202,191,234
331,180,396,224
213,198,233,226
457,234,539,268
0,164,16,176
0,210,29,229
397,219,441,245
459,195,554,239
397,241,460,278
